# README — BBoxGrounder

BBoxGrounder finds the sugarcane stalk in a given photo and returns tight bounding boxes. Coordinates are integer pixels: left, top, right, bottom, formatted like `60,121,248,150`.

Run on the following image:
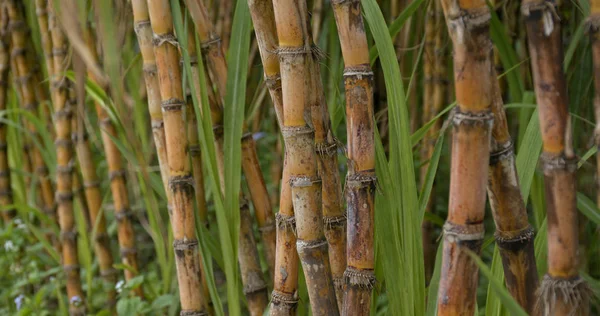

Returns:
46,2,85,313
487,68,539,313
305,18,347,312
0,24,14,222
245,1,299,313
330,0,376,313
72,108,117,308
7,0,57,239
130,0,170,198
590,0,600,226
241,134,277,278
272,0,339,313
145,0,207,313
436,1,494,314
184,0,227,95
522,1,591,314
84,26,143,298
184,0,277,284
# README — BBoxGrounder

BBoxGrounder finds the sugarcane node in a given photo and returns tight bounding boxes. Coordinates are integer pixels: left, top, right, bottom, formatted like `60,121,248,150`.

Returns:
168,174,195,192
343,65,374,79
275,212,296,231
108,169,126,181
331,0,360,7
315,140,338,157
35,7,48,16
239,197,250,209
297,238,328,250
0,170,9,177
0,189,11,197
133,20,151,36
333,276,345,291
452,108,494,128
94,232,110,244
114,208,134,222
180,311,209,316
143,63,158,76
54,138,73,149
281,125,314,140
22,142,32,151
344,266,376,289
0,142,7,151
62,264,80,272
16,73,32,85
243,276,268,295
151,120,164,130
276,46,310,57
489,140,513,165
346,171,377,190
42,205,56,215
539,152,577,174
71,132,89,143
60,230,78,242
289,175,321,187
7,20,25,32
35,165,49,175
100,268,119,278
200,36,222,51
10,47,27,58
443,221,484,247
120,247,138,257
173,239,199,251
271,290,299,306
50,76,69,90
265,74,281,90
423,76,450,84
20,102,38,112
445,7,491,44
51,47,67,57
180,55,198,66
258,221,276,233
188,144,201,155
161,98,185,112
0,78,7,86
54,107,73,120
152,32,179,48
56,165,73,175
495,226,535,251
521,0,559,20
535,274,592,316
213,124,224,136
324,213,347,230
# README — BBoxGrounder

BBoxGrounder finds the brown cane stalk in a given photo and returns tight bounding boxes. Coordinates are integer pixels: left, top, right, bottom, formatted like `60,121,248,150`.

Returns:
0,22,14,222
272,0,339,313
7,0,57,241
130,0,170,198
245,0,300,312
522,1,591,314
436,0,494,314
84,26,143,298
184,0,277,283
421,0,437,283
181,6,270,312
487,68,539,313
47,2,85,313
145,0,208,312
590,0,600,225
330,0,377,313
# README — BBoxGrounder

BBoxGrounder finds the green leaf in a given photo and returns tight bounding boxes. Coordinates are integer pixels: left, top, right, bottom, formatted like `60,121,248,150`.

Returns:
466,250,528,316
364,0,424,314
576,192,600,226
